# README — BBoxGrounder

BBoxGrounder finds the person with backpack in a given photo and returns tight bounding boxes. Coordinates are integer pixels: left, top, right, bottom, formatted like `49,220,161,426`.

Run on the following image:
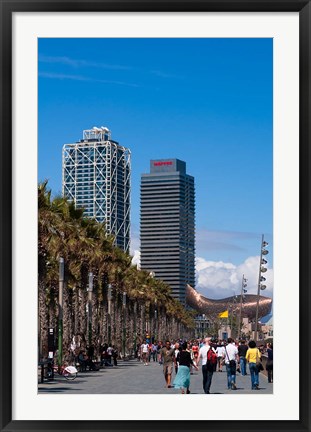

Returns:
197,337,217,394
223,338,239,390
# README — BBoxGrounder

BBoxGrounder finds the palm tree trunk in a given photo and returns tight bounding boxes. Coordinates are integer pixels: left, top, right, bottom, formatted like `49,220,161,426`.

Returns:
38,280,49,359
140,303,146,340
133,301,138,355
103,304,107,345
126,300,131,355
112,296,117,347
62,282,71,362
73,285,79,335
136,301,142,345
78,286,87,350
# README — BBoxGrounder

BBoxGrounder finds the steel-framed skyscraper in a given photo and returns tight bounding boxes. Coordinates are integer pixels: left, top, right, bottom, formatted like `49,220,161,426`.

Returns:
140,159,195,304
62,127,131,253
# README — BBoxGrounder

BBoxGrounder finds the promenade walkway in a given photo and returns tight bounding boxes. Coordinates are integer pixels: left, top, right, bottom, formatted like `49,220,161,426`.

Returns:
38,359,273,395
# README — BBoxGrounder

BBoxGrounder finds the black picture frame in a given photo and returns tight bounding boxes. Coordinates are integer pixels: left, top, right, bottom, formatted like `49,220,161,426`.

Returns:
0,1,310,431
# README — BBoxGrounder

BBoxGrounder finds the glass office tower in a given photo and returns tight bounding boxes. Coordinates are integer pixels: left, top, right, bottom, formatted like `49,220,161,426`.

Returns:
62,127,131,253
140,159,195,304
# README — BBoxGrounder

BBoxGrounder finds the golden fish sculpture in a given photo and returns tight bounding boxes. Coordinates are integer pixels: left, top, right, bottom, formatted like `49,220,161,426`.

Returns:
186,284,272,319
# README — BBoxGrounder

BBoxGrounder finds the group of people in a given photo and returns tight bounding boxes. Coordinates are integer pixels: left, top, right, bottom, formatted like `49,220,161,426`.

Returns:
139,337,273,394
75,344,119,371
100,344,118,367
138,341,159,365
76,345,99,372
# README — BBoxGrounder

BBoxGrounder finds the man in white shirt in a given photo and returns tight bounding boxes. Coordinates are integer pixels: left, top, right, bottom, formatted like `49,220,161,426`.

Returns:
223,338,239,390
197,337,216,394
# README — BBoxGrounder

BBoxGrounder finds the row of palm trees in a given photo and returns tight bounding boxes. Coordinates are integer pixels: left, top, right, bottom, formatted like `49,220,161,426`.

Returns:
38,181,195,361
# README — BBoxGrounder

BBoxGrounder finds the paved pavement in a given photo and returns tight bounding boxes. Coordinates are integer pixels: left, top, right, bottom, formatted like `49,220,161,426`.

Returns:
38,359,273,395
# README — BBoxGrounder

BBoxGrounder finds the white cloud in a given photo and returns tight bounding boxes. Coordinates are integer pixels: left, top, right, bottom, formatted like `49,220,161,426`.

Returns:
196,255,273,299
131,250,141,270
39,72,140,88
130,237,140,257
39,55,133,70
129,246,273,301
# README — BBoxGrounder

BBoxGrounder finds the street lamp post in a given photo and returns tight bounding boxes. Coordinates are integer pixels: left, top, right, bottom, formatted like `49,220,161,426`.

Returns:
122,291,126,359
237,275,247,341
154,299,158,342
87,272,93,348
229,304,233,336
133,301,137,356
202,314,205,339
228,296,236,337
254,235,269,342
107,284,112,345
149,272,155,340
57,257,64,370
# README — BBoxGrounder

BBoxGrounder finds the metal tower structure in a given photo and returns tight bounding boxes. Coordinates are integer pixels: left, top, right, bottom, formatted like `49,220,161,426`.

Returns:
62,127,131,253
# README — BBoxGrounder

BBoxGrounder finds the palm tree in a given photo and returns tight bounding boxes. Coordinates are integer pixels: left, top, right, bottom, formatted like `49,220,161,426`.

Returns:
38,181,195,361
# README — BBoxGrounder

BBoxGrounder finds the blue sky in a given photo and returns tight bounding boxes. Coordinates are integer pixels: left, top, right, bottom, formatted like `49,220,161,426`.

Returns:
38,38,273,299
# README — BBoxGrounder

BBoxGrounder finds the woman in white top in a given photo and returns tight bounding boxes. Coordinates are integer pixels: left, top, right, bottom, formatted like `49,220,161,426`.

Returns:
141,341,149,365
216,344,225,372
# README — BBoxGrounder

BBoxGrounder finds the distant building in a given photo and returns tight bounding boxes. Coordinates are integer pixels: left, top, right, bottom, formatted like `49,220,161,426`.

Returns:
140,159,195,304
261,316,273,339
62,127,131,252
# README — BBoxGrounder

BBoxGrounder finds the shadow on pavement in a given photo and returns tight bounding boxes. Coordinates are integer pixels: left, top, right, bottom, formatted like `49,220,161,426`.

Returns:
113,364,142,368
39,387,74,392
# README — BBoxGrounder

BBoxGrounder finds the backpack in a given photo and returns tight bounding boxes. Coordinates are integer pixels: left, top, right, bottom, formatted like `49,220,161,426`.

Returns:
207,348,217,365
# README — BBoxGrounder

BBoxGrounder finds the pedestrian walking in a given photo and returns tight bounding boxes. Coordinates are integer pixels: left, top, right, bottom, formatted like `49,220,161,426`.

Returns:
141,340,149,365
173,342,198,394
187,342,194,374
151,343,157,362
191,341,199,367
197,337,217,394
223,338,239,390
157,341,163,364
174,342,180,374
245,340,261,390
210,339,218,372
160,340,175,388
238,340,248,376
216,342,225,372
265,343,273,383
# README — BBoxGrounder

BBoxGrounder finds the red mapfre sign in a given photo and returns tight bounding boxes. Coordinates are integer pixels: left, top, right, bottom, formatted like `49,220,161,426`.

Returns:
153,161,173,166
